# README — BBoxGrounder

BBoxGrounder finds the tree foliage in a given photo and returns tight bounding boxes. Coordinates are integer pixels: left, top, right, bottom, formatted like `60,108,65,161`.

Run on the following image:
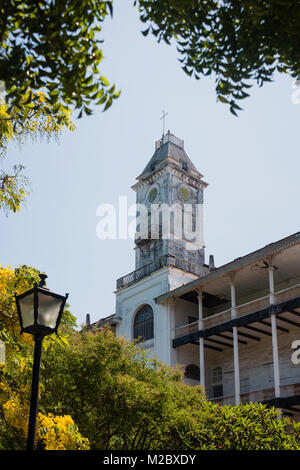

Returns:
0,90,75,158
0,1,120,119
41,326,300,450
137,0,300,114
1,1,300,118
0,164,28,214
41,326,206,450
0,90,75,213
0,263,76,343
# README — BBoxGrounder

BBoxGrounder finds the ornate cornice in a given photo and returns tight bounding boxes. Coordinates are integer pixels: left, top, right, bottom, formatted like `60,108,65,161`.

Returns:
132,161,208,192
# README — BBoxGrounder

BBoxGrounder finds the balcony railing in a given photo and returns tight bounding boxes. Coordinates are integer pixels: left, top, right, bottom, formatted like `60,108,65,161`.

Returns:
208,382,300,406
155,133,184,150
117,255,204,290
275,283,300,303
174,282,300,339
174,320,199,339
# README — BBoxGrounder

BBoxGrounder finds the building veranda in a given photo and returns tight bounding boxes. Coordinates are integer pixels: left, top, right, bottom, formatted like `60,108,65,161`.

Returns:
89,132,300,422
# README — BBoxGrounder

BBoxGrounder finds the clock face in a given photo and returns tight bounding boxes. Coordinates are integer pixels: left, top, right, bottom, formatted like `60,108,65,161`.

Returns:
148,187,158,203
179,185,190,202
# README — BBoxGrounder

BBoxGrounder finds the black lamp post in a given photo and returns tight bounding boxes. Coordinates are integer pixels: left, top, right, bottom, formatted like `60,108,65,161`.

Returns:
15,274,68,450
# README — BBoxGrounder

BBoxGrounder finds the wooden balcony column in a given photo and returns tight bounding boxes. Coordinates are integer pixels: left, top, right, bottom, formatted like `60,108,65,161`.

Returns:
268,262,281,399
169,297,176,366
196,288,205,389
230,273,240,405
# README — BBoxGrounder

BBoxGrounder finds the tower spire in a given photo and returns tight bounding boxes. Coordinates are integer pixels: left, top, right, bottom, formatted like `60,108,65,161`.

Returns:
160,110,168,136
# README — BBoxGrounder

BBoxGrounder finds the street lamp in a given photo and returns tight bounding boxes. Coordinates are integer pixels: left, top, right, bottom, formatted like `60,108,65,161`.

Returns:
15,274,68,450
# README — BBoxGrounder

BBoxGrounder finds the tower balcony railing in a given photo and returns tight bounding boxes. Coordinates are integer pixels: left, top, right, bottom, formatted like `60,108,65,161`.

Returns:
155,132,184,150
117,255,175,290
117,255,204,290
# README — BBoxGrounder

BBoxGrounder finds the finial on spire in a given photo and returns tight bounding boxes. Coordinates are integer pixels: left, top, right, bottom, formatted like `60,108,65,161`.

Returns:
160,110,168,136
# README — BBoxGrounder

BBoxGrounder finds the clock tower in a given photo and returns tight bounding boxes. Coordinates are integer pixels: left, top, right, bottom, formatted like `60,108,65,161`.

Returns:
115,131,208,366
132,131,208,276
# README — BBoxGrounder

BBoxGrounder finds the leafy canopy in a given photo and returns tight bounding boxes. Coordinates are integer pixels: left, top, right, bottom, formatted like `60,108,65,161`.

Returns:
0,90,75,213
2,1,299,118
137,0,300,114
41,326,300,450
0,1,120,119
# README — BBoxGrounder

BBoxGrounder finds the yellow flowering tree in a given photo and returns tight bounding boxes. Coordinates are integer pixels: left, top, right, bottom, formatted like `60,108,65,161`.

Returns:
0,263,87,450
1,384,89,450
0,90,75,213
38,413,89,450
0,264,40,335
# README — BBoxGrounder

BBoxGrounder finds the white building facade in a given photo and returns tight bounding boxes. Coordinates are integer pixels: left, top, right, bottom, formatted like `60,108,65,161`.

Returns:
90,132,300,420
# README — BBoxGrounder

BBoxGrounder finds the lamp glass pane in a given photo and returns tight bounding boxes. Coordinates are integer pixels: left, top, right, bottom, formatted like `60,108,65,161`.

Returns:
18,293,35,328
37,293,62,329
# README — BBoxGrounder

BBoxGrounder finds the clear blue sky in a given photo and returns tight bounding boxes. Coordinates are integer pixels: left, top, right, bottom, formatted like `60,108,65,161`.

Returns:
1,0,300,327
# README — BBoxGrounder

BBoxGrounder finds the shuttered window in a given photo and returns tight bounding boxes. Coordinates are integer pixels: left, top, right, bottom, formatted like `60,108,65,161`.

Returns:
212,367,223,398
133,305,154,341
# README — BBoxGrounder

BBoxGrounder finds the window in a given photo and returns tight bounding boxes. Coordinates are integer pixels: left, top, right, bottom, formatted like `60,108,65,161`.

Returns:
179,160,188,171
213,384,223,398
185,364,200,381
133,305,154,341
212,367,223,398
240,377,249,394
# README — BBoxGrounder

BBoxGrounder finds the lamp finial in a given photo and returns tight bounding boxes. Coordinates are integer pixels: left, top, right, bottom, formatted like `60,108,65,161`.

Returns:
39,273,48,288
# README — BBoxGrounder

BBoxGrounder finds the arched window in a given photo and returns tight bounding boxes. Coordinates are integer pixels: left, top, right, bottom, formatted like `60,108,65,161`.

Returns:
133,305,154,341
185,364,200,381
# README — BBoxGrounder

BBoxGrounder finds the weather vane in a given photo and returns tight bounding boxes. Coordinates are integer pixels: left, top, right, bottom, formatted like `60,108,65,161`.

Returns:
160,110,168,136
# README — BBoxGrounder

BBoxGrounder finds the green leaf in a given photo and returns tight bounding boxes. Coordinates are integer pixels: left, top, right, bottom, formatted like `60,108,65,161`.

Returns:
84,106,93,116
217,95,229,104
103,97,113,111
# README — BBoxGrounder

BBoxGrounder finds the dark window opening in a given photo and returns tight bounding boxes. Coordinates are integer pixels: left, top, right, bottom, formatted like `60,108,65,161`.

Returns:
179,160,188,171
212,367,223,398
133,305,154,341
185,364,200,381
213,384,223,398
